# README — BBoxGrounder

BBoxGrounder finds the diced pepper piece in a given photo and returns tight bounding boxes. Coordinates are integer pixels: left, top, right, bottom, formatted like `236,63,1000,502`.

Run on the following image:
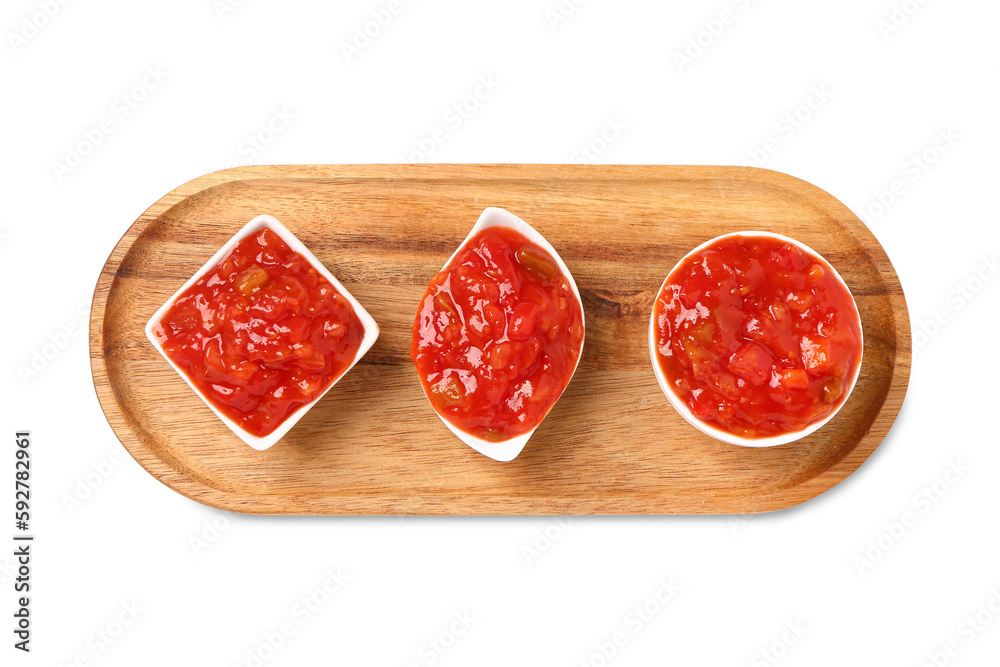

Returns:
434,291,458,318
515,246,558,279
431,375,465,407
237,265,269,295
820,377,843,403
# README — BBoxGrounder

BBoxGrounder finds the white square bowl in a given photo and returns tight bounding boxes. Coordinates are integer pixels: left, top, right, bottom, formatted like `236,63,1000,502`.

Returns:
145,214,380,451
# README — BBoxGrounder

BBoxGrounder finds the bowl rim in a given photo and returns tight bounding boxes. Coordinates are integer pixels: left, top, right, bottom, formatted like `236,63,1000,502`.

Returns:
415,206,586,462
648,230,864,448
144,214,380,451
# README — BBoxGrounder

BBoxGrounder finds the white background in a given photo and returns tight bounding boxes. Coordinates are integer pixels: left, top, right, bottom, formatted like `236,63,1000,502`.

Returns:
2,0,998,665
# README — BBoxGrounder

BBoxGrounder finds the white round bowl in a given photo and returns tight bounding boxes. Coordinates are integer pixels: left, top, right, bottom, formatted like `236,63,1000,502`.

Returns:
648,231,863,447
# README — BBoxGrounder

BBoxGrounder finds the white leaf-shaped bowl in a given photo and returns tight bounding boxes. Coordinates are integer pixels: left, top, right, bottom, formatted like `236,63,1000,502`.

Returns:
418,207,585,462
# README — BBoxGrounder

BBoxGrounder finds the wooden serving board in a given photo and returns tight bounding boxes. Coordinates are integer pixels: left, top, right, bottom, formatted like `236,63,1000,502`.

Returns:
90,165,910,515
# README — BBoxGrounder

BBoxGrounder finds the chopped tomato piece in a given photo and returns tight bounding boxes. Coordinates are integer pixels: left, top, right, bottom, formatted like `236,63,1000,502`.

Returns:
728,342,774,386
800,335,832,374
776,368,810,391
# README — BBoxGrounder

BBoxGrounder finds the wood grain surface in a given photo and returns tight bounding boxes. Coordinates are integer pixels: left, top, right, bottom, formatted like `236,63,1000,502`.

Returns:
89,164,910,515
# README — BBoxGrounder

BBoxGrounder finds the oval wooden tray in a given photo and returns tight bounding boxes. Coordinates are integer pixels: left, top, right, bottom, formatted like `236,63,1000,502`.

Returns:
90,165,910,515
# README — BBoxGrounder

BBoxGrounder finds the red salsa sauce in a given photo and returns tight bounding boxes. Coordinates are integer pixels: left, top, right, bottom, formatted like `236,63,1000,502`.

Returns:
152,227,364,437
652,234,862,439
412,226,584,441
